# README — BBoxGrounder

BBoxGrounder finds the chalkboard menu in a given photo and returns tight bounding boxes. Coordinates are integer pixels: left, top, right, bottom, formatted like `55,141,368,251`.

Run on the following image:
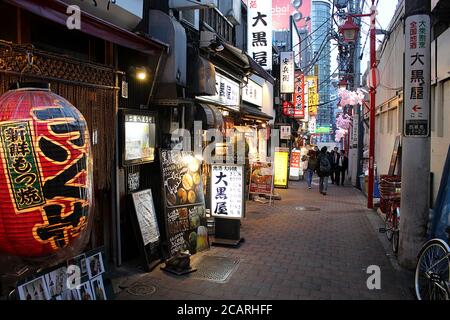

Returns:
161,150,209,256
131,189,160,246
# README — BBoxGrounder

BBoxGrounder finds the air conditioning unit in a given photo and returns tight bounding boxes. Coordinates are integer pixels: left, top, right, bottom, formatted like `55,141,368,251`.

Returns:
169,0,218,10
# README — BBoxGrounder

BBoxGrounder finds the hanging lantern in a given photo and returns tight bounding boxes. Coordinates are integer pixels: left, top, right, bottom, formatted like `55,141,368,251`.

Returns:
0,83,92,257
339,16,360,43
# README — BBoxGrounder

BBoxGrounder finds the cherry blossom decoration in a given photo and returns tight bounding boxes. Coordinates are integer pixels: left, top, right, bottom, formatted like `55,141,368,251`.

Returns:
338,88,366,107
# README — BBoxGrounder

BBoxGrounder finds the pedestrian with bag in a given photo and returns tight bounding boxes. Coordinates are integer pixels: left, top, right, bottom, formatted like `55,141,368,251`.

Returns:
305,150,317,189
316,146,332,195
337,150,349,186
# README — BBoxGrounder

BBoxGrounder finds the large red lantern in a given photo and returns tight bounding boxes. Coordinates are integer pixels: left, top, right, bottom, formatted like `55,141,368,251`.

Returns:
0,83,92,257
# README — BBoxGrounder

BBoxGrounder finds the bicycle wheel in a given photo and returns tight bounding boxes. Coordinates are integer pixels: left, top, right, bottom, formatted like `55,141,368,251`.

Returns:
385,207,393,241
392,209,399,254
415,240,450,300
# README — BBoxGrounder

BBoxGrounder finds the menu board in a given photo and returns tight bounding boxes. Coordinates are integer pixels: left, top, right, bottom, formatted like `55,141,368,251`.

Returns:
249,162,274,195
211,165,244,219
274,148,290,188
123,113,155,165
131,189,160,246
289,150,302,181
161,150,209,256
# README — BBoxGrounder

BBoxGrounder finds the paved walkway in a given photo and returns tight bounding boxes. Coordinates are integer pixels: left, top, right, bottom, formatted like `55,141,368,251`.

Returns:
114,178,414,300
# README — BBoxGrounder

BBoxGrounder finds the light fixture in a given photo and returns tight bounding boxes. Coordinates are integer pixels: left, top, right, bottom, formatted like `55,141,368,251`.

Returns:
135,67,148,81
222,110,229,117
339,16,360,43
210,39,224,52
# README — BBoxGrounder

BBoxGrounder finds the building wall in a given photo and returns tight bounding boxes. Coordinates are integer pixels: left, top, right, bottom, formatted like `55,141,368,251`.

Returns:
371,0,450,204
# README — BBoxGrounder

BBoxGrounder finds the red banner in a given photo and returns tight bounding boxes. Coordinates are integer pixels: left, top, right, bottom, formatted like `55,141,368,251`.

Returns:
293,71,305,119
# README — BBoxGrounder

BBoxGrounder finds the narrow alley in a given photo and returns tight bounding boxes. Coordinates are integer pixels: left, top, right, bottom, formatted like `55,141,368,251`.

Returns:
114,181,414,300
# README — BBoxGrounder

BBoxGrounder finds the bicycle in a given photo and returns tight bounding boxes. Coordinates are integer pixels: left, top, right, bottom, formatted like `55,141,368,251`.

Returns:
415,227,450,300
379,177,401,254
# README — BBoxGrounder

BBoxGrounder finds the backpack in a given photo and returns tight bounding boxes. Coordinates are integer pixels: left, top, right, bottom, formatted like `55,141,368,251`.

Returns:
319,155,331,173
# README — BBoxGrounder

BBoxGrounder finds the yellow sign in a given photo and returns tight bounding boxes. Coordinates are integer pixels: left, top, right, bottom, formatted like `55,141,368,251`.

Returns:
274,148,289,188
305,76,319,116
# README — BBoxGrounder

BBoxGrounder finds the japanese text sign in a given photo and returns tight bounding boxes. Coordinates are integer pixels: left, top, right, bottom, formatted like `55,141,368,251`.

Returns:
249,162,274,195
211,165,244,219
280,52,295,93
404,14,430,137
197,73,240,111
293,71,305,118
247,0,273,70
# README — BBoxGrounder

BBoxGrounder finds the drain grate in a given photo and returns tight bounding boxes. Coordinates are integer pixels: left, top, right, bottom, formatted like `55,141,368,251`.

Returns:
191,256,240,283
295,206,321,212
126,284,157,296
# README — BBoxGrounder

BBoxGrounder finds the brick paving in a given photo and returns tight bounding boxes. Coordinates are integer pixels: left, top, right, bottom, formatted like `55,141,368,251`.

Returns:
114,178,414,300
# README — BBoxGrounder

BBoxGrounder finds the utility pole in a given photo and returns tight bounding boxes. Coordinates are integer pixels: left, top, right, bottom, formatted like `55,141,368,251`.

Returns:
399,0,432,268
367,0,377,209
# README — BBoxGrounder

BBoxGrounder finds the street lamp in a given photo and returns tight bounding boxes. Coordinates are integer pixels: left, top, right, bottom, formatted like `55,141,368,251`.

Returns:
339,16,360,43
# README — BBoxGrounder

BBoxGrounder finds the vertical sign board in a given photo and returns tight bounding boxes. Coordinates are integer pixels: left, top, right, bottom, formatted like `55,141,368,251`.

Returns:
289,150,302,181
280,126,291,140
160,150,209,257
280,52,295,93
211,165,244,220
404,14,431,137
274,147,290,188
352,114,359,148
305,76,318,116
309,116,317,134
293,71,305,119
248,0,273,70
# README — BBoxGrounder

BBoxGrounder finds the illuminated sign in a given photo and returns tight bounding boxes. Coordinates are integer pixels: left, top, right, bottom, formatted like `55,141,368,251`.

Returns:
0,88,92,257
211,165,244,219
274,147,289,188
305,76,318,115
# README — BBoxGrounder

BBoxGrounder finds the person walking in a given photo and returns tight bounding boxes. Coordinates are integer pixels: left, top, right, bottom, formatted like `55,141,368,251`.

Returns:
330,147,339,184
305,150,317,189
316,146,332,195
337,150,349,186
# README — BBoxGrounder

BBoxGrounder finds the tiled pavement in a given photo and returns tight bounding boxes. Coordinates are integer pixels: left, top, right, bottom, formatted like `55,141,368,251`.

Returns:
114,179,415,300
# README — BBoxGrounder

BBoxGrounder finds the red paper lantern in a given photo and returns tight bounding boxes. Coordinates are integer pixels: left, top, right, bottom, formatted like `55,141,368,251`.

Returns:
0,84,92,257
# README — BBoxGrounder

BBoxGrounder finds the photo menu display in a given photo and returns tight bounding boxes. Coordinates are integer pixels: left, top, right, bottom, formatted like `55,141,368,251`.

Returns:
16,248,110,301
161,150,209,256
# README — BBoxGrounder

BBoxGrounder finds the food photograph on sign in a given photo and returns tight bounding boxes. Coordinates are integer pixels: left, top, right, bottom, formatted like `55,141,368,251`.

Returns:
250,162,274,195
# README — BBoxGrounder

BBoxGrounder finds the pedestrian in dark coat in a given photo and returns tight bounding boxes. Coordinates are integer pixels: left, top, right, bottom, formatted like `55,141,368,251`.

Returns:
316,147,332,195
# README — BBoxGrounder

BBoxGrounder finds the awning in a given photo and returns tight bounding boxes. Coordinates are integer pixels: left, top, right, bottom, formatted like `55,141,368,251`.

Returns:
221,43,275,85
195,103,224,129
6,0,169,56
241,104,273,121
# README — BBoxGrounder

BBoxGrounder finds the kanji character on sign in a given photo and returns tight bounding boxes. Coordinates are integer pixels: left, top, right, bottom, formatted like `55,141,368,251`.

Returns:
411,53,425,66
252,32,267,46
252,12,268,27
215,172,228,186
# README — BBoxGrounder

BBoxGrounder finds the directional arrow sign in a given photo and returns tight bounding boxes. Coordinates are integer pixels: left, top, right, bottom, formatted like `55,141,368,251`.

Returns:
412,105,422,112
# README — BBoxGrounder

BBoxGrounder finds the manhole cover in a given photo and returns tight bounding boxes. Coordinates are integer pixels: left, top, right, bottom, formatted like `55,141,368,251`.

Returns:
295,206,321,212
192,256,240,283
126,284,157,296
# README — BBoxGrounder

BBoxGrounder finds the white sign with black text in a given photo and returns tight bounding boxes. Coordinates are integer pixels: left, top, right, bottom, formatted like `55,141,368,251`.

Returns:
242,79,263,107
211,165,244,220
197,73,240,111
247,0,273,70
404,14,431,137
280,52,295,93
280,126,291,140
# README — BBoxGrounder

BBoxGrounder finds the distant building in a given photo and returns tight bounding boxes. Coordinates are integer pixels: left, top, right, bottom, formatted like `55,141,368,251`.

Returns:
311,0,333,142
